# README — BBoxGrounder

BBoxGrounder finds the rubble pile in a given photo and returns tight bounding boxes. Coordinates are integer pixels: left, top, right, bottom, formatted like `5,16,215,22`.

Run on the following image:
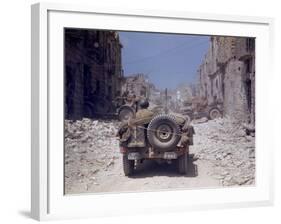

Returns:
64,116,255,194
192,117,255,186
64,118,120,193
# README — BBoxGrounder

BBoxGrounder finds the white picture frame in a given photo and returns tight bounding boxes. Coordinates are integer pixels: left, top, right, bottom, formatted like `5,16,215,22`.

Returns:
31,2,274,221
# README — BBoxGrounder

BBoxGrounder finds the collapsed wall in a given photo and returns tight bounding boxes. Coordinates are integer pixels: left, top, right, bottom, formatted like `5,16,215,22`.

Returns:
223,60,246,121
121,74,149,98
197,36,255,125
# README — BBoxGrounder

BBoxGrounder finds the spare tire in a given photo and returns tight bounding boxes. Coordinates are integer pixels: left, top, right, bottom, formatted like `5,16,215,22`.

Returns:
147,114,181,150
118,105,135,122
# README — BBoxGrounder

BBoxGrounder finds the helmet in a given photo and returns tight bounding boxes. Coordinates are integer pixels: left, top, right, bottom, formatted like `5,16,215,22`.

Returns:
139,98,149,109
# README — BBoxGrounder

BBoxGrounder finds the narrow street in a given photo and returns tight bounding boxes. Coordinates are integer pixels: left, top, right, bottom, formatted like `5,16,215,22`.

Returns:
64,117,255,194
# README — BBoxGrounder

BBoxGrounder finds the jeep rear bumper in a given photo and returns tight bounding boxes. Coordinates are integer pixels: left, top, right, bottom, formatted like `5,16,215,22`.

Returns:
120,146,188,160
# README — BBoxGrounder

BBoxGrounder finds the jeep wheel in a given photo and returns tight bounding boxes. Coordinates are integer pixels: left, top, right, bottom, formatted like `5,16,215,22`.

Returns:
209,108,222,120
118,106,135,122
123,154,134,176
178,152,188,174
147,114,181,150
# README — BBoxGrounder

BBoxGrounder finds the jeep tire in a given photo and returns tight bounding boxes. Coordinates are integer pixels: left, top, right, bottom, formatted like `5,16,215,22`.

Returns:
178,152,189,174
147,114,181,150
118,106,135,122
123,154,134,176
209,108,222,120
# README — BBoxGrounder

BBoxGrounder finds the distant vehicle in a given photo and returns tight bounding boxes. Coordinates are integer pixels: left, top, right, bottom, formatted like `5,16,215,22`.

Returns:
180,98,223,122
111,93,136,122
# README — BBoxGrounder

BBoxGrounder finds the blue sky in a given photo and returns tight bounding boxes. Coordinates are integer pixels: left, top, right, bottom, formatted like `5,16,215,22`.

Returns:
119,31,210,90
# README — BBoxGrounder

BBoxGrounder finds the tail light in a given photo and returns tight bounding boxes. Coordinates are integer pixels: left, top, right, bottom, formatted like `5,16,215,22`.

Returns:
120,146,127,154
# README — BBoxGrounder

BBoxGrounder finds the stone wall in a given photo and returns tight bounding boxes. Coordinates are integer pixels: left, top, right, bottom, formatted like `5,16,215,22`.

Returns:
197,36,255,125
65,29,123,120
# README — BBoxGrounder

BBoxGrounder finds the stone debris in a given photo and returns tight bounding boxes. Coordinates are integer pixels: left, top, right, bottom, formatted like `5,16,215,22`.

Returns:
106,158,115,167
64,118,120,194
192,117,255,186
193,117,209,124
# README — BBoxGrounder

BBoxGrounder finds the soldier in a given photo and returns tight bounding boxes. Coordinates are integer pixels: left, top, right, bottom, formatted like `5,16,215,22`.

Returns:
135,98,154,119
117,98,153,140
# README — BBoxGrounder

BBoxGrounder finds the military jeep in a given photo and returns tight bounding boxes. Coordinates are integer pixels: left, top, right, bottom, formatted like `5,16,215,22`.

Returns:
115,94,139,122
180,99,223,123
117,112,195,176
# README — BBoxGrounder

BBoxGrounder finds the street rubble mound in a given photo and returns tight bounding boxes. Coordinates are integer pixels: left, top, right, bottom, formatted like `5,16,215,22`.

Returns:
192,117,255,186
64,118,120,193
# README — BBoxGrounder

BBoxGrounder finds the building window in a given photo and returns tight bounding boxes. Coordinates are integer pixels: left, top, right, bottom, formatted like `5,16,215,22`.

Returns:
83,64,91,97
65,65,75,117
245,78,252,112
95,80,100,95
246,38,255,52
96,31,100,42
211,79,213,96
245,59,252,73
107,43,110,59
108,86,112,100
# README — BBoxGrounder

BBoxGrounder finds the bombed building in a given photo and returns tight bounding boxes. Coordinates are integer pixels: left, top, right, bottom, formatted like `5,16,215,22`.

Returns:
121,73,163,107
121,73,150,98
65,29,123,119
197,36,255,125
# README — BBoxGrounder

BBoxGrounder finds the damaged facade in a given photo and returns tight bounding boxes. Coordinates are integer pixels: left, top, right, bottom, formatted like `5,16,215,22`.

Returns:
65,29,123,119
197,36,255,125
175,83,194,104
121,73,150,98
